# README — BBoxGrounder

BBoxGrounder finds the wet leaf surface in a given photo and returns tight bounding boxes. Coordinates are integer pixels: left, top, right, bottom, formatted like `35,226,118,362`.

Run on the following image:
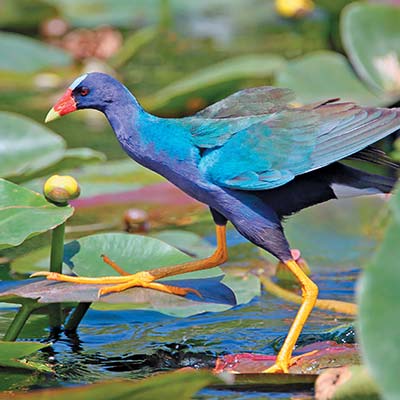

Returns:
213,341,359,375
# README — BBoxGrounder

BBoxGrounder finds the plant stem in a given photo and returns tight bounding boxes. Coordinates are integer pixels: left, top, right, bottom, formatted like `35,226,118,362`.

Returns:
65,303,91,332
3,303,37,341
48,222,66,329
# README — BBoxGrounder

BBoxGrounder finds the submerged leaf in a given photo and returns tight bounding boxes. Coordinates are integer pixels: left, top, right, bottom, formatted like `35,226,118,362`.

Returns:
0,341,51,372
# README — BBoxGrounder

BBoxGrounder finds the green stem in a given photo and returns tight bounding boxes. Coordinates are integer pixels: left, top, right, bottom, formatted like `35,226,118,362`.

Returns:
48,222,66,329
65,303,91,332
159,0,172,31
3,303,38,341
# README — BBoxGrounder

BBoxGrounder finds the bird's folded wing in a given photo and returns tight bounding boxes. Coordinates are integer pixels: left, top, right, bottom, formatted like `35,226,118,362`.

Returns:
195,86,295,118
194,102,400,190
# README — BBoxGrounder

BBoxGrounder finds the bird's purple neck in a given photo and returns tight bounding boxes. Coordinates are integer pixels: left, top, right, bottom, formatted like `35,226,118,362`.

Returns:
103,87,145,143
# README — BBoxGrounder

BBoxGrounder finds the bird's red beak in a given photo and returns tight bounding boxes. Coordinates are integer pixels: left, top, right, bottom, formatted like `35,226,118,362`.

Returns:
45,88,77,123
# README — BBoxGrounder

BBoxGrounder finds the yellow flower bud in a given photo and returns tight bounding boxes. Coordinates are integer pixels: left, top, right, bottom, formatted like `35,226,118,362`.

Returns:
275,0,314,18
44,175,80,204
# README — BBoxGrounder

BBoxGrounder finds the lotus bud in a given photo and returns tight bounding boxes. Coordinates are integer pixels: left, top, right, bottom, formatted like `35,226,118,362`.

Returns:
44,175,80,204
275,0,314,18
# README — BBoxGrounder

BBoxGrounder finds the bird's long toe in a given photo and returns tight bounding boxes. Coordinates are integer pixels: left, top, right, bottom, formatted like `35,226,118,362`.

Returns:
98,279,201,298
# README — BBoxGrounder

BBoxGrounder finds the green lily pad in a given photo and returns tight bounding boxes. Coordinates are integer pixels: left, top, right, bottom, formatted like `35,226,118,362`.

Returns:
2,370,219,400
276,51,382,106
342,2,400,97
0,112,65,180
0,31,71,73
151,230,215,259
0,112,105,183
0,179,73,250
0,340,51,372
1,233,259,317
358,189,400,399
143,54,285,112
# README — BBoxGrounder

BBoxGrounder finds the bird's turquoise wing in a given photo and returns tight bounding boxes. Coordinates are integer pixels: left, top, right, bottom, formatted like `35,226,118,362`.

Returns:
193,101,400,190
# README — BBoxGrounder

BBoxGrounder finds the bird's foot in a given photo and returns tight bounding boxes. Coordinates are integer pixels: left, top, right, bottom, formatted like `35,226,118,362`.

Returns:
262,350,318,374
263,359,290,374
30,270,201,298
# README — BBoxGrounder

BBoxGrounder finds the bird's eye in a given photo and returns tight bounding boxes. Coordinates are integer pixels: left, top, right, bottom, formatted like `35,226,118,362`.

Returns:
80,87,90,96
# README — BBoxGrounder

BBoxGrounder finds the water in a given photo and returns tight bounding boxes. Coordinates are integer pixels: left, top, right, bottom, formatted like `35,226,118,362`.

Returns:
1,264,356,398
0,195,381,398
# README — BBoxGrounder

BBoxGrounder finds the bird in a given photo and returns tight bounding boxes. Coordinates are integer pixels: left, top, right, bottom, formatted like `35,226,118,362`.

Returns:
39,72,400,373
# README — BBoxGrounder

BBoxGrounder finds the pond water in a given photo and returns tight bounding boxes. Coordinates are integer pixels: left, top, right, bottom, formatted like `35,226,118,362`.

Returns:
1,195,372,398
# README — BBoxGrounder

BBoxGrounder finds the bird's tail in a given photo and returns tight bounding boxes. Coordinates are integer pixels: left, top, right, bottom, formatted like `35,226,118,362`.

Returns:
331,164,397,198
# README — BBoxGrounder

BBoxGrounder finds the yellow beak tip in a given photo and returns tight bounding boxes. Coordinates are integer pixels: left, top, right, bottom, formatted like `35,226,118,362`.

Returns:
45,108,60,123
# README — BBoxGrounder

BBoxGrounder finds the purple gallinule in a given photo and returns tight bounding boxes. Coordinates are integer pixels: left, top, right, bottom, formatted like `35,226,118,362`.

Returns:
39,72,400,372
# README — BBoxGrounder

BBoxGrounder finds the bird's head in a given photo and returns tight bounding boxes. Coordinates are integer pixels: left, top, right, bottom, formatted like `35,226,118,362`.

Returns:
45,72,125,123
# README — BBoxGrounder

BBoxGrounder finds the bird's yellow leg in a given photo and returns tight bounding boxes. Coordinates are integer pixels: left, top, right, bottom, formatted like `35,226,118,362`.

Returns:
264,259,318,374
31,225,228,298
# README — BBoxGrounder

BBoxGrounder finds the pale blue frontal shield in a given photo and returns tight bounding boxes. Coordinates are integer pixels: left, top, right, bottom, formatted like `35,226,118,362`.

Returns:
69,74,88,90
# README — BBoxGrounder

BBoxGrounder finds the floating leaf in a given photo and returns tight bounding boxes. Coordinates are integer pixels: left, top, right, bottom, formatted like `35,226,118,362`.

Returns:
358,189,400,399
214,341,358,375
143,54,285,111
151,230,215,259
0,31,71,73
1,232,260,316
276,51,382,106
342,2,400,97
0,179,73,249
0,370,219,400
0,340,51,372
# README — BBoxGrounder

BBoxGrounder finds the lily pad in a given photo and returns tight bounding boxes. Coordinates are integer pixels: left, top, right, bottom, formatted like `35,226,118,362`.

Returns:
1,370,219,400
0,112,65,180
0,179,73,250
0,112,105,183
342,2,400,97
276,51,382,106
2,233,260,317
358,189,400,399
0,340,51,372
151,230,215,259
0,31,71,73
